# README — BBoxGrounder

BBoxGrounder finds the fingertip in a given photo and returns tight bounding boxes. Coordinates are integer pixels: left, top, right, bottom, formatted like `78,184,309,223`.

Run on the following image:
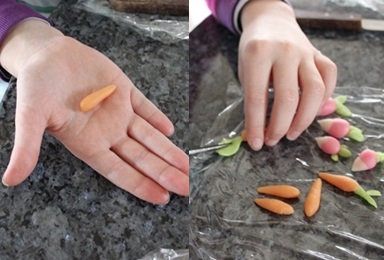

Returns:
265,138,278,147
164,123,175,137
248,138,263,151
158,191,170,205
2,168,24,187
2,177,10,187
286,130,301,141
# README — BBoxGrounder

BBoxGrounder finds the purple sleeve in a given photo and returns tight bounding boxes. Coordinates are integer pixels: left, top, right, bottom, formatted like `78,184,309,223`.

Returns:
206,0,239,34
206,0,291,34
0,0,51,81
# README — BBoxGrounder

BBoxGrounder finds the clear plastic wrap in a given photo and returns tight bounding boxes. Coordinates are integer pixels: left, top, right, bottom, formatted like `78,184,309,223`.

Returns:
75,0,188,44
189,10,384,257
290,0,384,18
190,84,384,259
140,249,189,260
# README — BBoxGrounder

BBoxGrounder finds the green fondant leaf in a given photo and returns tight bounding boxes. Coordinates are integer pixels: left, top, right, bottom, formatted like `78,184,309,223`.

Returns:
335,102,352,117
338,145,352,158
376,152,384,162
354,186,377,208
335,95,347,104
216,136,244,157
331,154,339,162
347,126,365,142
366,190,382,197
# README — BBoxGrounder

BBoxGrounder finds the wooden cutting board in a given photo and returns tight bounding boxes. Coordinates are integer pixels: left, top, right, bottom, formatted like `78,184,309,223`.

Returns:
295,9,384,31
108,0,188,16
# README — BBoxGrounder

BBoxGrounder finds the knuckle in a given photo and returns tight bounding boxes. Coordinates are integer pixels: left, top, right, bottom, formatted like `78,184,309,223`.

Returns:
243,39,271,55
105,162,125,179
131,178,148,197
157,165,171,184
245,90,267,106
327,60,338,74
131,147,149,165
140,125,156,143
276,90,298,107
308,78,325,96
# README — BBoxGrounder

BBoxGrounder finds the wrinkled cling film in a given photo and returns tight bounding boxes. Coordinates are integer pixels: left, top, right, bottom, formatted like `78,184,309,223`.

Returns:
75,0,188,44
139,249,189,260
290,0,384,18
190,84,384,259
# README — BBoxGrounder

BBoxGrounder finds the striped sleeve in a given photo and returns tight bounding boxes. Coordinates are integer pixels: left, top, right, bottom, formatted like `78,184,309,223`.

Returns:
16,0,61,17
206,0,290,34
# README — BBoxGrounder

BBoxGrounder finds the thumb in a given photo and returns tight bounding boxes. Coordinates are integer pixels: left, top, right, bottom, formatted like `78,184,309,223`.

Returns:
2,106,46,186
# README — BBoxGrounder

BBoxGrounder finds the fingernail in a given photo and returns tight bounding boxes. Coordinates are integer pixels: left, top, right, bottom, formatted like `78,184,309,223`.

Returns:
287,131,300,141
2,177,9,187
265,138,278,147
249,138,263,151
161,193,170,205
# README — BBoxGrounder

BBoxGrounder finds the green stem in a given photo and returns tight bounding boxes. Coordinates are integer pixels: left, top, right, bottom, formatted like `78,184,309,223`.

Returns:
376,152,384,163
354,186,377,208
366,190,382,197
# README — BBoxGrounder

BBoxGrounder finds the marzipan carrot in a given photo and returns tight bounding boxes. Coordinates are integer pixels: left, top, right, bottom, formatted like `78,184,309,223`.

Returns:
318,172,358,192
254,198,294,215
257,185,300,199
318,172,377,208
241,130,247,141
80,84,117,112
304,178,322,217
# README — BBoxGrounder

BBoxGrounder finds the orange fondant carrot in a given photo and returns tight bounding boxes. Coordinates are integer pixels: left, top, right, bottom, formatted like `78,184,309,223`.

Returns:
304,178,322,217
241,130,247,141
318,172,358,192
254,198,294,215
257,185,300,199
80,84,117,112
318,172,377,208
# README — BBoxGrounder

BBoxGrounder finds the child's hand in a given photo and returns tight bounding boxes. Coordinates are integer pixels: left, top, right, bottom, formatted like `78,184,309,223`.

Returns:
0,20,188,204
239,0,337,150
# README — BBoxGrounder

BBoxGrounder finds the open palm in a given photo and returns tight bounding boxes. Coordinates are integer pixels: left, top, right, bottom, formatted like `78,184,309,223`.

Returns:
2,37,189,204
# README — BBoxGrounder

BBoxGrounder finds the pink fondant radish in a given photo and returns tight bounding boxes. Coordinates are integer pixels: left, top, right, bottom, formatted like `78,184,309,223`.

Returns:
317,118,349,138
317,118,364,142
318,96,352,117
316,136,340,154
315,136,351,162
318,98,337,116
351,149,384,172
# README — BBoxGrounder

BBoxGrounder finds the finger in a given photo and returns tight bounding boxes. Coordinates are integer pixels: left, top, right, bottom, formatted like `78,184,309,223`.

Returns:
129,115,189,175
240,52,272,151
287,60,325,140
131,87,174,136
2,107,45,186
112,137,189,196
88,149,170,204
314,52,337,102
266,58,299,146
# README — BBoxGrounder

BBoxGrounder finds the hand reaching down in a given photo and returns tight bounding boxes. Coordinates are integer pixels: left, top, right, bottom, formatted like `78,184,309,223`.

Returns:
239,0,337,150
0,20,189,204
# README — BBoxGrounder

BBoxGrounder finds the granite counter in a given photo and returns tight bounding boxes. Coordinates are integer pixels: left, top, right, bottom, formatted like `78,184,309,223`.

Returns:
0,1,188,259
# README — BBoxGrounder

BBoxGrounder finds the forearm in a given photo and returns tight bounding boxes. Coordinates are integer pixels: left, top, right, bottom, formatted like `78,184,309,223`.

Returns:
0,19,63,77
206,0,291,34
0,0,62,78
241,0,296,31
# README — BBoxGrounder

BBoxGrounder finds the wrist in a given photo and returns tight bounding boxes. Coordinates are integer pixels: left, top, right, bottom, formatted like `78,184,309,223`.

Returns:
0,19,64,77
241,0,295,31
